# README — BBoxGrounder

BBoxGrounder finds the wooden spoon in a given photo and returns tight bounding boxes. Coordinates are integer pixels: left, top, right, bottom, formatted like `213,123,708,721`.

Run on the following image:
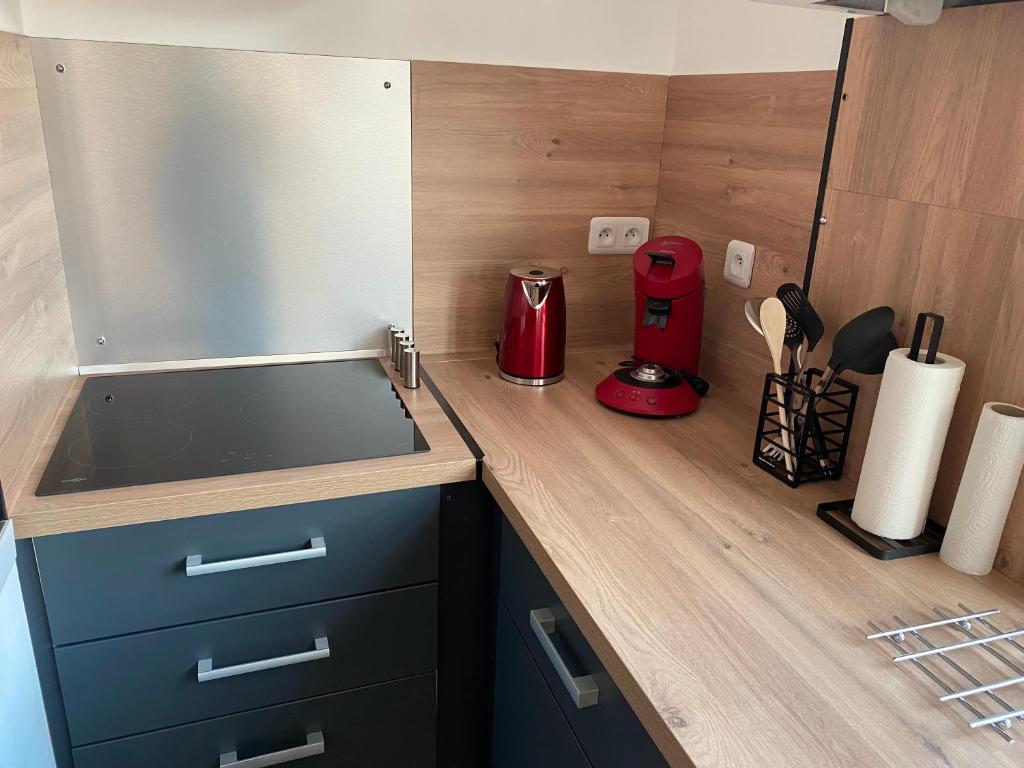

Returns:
760,298,795,478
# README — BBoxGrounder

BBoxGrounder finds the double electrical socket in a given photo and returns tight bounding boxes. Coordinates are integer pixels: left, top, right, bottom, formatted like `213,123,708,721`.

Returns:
587,217,650,255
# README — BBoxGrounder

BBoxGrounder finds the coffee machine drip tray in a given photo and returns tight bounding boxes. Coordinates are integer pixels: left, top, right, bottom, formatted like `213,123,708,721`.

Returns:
596,364,701,418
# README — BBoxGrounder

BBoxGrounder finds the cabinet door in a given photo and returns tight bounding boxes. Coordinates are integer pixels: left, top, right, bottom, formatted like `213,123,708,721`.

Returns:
499,517,668,768
492,601,591,768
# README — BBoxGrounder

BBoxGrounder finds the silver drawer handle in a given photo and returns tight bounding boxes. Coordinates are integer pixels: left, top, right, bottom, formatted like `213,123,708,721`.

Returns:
529,608,600,709
219,731,324,768
198,637,330,683
185,537,326,576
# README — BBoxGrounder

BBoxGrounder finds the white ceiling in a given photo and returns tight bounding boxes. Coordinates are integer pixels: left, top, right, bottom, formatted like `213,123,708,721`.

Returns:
10,0,846,75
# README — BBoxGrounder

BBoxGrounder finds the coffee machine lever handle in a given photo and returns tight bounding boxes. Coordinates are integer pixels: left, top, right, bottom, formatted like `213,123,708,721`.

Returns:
646,251,677,268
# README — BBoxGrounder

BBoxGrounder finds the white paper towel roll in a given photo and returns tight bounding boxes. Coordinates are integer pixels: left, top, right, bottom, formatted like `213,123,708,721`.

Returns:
851,348,965,539
940,403,1024,575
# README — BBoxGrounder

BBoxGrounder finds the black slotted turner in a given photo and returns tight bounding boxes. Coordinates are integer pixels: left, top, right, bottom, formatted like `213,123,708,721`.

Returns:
777,283,824,354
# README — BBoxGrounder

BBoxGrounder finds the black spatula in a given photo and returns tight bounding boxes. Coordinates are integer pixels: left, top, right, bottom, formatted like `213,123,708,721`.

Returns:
816,306,896,395
777,283,825,354
847,332,899,376
802,307,895,476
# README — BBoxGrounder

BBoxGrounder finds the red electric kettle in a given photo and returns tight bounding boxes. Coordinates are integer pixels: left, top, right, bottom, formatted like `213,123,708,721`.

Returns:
496,266,566,386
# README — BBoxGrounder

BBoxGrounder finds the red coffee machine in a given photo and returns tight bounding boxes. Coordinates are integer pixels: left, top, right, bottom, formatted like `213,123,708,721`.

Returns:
497,266,567,385
595,236,707,417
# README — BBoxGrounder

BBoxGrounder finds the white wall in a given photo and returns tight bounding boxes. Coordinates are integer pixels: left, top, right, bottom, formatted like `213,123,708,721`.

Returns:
0,0,23,34
19,0,680,74
673,0,847,74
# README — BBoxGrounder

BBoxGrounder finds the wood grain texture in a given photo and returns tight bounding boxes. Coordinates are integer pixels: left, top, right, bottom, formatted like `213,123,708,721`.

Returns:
411,61,668,354
830,6,1024,219
0,31,78,512
7,358,476,538
815,6,1024,584
653,72,834,412
811,190,1024,577
426,349,1024,768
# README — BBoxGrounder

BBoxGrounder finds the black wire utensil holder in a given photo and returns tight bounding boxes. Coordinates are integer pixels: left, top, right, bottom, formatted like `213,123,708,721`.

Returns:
753,368,858,487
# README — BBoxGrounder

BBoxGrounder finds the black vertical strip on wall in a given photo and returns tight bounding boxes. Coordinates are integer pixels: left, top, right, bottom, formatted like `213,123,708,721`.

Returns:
802,17,855,296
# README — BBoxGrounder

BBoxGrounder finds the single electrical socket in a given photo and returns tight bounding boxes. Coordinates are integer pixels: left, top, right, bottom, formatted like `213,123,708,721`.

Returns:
588,217,650,255
724,240,756,288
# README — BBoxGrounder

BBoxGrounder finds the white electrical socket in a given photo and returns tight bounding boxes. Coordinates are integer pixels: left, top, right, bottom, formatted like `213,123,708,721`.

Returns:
588,217,650,255
724,240,756,288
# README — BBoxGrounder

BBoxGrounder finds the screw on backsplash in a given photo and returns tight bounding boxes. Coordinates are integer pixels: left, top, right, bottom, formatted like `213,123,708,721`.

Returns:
96,336,106,345
383,81,391,89
56,64,65,73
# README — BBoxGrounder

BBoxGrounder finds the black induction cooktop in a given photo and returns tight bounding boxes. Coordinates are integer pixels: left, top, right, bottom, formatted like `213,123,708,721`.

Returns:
36,359,428,496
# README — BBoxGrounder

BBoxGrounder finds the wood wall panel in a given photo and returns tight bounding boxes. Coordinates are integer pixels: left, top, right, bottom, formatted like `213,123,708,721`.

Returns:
810,190,1024,567
830,5,1024,220
814,6,1024,582
0,31,77,510
411,61,667,354
654,71,835,411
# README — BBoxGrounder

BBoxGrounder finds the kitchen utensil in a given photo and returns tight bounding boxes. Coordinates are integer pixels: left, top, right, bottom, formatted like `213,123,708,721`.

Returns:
783,314,805,371
750,295,788,465
815,306,896,396
497,266,567,386
802,331,898,478
805,309,894,473
847,332,899,375
760,298,795,477
768,311,805,466
744,297,766,337
595,237,706,417
776,283,824,354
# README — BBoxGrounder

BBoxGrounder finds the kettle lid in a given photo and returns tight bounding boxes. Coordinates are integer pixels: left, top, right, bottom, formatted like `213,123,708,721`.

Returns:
632,236,704,298
510,265,562,282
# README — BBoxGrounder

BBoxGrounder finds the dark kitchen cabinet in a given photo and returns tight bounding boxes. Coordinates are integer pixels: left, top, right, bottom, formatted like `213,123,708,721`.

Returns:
494,516,669,768
20,481,494,768
492,601,591,768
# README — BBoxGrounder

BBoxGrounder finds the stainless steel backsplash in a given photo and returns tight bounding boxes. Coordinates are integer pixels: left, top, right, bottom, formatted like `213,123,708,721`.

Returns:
32,39,412,367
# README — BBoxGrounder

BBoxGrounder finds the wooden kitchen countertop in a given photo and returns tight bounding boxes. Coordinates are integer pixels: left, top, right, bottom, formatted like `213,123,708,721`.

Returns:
6,359,476,538
425,349,1024,768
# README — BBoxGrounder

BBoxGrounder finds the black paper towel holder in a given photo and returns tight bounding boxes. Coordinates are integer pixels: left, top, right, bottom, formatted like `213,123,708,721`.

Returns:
907,312,945,365
817,500,945,560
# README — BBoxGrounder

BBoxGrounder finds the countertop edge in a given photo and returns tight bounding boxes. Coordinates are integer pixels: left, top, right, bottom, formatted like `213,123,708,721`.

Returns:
7,358,477,538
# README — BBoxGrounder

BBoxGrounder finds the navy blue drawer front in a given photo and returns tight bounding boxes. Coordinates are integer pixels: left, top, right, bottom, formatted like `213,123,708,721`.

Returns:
499,518,668,768
57,583,437,746
34,487,439,645
72,672,437,768
493,601,591,768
